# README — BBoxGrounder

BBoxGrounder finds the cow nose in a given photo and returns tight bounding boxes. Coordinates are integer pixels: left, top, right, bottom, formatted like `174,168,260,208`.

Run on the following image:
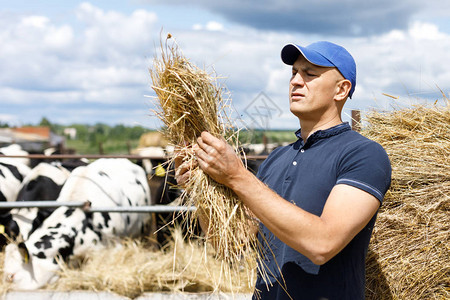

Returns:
5,273,14,283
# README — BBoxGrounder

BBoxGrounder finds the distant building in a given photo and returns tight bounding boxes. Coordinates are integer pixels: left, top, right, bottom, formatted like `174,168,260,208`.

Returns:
0,127,65,152
63,127,77,140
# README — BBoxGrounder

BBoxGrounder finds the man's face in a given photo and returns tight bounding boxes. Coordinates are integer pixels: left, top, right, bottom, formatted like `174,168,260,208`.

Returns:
289,55,344,121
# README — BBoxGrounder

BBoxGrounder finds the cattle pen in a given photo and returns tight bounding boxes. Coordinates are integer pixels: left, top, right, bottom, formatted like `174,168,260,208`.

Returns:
0,153,266,214
0,154,194,210
0,153,266,300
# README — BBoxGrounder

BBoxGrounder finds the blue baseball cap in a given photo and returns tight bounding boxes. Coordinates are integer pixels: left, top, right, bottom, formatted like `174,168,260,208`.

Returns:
281,41,356,98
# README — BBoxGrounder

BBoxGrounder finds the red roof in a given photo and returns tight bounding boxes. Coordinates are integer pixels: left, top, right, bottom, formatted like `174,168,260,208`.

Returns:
12,127,51,139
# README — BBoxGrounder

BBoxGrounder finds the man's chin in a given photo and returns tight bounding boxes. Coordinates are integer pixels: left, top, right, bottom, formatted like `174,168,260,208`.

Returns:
290,103,307,115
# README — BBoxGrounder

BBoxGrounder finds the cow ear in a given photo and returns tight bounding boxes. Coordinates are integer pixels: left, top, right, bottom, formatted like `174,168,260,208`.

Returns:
18,242,29,264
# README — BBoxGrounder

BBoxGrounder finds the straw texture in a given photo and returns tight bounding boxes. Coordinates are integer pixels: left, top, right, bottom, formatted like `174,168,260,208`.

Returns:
149,35,263,287
0,230,254,298
363,102,449,299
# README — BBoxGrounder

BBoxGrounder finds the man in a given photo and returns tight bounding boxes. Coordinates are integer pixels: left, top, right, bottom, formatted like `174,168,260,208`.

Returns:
177,41,391,299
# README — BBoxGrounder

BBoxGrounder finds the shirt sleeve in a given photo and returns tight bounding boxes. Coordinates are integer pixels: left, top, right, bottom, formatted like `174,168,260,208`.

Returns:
336,140,392,203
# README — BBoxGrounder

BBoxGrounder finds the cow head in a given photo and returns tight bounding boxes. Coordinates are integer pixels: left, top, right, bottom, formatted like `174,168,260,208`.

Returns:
4,242,60,290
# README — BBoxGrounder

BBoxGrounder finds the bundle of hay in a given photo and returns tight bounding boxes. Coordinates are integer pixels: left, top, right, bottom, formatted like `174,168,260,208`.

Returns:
149,35,262,285
362,101,449,299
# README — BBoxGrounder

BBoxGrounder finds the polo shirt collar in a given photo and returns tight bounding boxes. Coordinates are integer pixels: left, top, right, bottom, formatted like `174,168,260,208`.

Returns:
295,122,351,146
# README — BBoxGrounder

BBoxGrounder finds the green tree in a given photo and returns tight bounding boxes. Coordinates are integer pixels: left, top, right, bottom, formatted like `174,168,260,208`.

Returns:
39,117,52,128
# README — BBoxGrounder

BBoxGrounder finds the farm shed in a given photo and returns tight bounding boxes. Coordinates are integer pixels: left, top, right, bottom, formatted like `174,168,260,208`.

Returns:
0,127,64,153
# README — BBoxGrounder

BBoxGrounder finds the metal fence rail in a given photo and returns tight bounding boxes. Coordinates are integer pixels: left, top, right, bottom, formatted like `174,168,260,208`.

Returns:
0,154,268,160
1,201,196,213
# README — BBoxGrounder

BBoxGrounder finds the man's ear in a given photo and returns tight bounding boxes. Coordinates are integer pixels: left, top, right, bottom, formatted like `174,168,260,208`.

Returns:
335,79,352,102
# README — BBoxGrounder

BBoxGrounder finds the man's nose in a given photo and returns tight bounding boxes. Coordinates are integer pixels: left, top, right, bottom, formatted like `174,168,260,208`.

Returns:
291,73,305,86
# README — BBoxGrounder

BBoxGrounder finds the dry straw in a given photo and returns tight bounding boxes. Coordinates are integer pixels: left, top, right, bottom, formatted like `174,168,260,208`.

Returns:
0,229,255,298
149,34,264,287
362,100,449,299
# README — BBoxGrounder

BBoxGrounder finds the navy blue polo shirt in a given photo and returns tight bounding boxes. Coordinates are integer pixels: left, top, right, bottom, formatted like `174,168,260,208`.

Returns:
253,122,391,300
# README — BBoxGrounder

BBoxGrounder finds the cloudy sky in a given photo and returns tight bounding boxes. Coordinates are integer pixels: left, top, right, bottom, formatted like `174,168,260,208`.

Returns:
1,0,449,130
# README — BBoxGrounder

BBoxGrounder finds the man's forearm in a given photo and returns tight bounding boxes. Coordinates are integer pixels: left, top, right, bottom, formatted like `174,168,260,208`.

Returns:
227,167,335,265
194,131,379,265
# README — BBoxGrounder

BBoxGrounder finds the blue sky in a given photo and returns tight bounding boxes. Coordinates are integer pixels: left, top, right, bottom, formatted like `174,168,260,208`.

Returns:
1,0,449,130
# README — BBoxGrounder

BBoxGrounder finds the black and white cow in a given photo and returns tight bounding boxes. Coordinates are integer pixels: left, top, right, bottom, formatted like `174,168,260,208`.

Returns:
0,161,30,204
7,162,72,240
0,144,31,204
4,158,152,290
0,145,32,246
0,144,30,167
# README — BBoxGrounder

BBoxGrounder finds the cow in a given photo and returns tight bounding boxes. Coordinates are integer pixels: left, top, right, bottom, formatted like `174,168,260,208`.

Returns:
0,144,30,167
148,161,186,245
35,147,89,171
0,145,87,246
132,146,183,245
133,146,167,176
0,144,31,203
0,146,32,245
7,162,72,241
133,130,174,177
0,161,30,204
3,158,152,290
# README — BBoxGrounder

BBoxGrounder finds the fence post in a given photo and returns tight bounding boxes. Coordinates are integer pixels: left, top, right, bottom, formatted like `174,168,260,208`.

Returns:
126,140,132,154
351,110,361,132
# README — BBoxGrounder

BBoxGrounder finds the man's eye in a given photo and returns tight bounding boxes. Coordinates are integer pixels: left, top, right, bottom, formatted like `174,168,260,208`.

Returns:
307,73,317,77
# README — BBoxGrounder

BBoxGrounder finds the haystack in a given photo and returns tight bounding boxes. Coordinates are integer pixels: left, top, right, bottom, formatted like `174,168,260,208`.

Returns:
362,101,449,299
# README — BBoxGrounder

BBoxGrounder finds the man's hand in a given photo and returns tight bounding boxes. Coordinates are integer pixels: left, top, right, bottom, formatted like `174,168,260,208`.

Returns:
174,148,197,187
195,131,246,188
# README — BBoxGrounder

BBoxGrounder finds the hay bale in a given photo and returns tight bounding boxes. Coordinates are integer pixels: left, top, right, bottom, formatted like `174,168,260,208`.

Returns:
362,102,450,299
138,131,169,148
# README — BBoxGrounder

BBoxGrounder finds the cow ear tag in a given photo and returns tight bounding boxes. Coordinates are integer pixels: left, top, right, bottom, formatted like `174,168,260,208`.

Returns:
18,242,29,264
0,225,4,234
155,164,166,177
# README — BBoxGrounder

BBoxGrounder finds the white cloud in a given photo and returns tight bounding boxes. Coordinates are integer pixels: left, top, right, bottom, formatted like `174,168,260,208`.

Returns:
349,20,450,112
76,3,158,55
192,24,202,30
43,25,74,50
192,21,224,31
205,21,224,31
409,22,446,40
20,15,50,28
0,3,158,101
